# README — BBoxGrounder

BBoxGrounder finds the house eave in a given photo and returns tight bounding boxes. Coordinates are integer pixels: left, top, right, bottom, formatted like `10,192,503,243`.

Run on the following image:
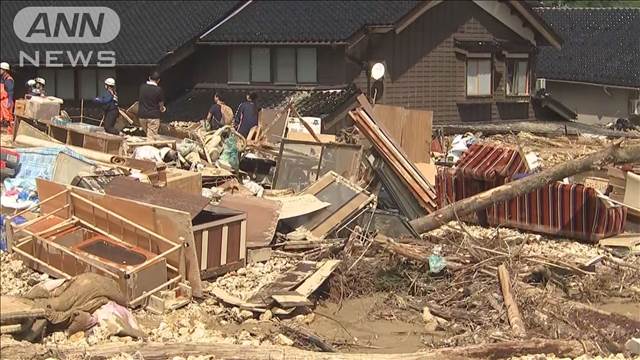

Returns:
544,78,640,91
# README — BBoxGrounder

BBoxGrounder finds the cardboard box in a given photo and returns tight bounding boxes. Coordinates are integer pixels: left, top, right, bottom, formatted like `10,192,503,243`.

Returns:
24,97,61,121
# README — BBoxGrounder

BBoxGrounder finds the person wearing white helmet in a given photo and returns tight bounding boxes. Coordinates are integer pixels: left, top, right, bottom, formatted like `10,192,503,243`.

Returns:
0,62,15,129
33,77,46,96
25,79,40,98
94,77,119,135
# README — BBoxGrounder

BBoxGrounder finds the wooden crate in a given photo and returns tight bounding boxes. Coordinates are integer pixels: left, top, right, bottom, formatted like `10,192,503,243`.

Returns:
192,205,247,279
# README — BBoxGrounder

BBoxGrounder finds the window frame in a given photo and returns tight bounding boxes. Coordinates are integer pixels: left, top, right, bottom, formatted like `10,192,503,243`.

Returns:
505,54,530,97
227,46,318,85
465,55,493,98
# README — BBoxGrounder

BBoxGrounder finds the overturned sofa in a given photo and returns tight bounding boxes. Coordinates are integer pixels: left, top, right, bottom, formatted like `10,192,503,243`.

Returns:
437,143,626,242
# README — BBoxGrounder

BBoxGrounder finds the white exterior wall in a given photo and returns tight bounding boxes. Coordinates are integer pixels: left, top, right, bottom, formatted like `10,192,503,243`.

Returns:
545,80,639,125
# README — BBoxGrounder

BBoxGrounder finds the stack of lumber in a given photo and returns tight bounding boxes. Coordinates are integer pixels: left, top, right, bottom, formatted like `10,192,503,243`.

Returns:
349,95,437,213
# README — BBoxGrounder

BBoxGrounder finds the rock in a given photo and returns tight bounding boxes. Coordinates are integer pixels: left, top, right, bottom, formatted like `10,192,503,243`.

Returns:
68,331,85,342
275,334,294,346
422,306,434,323
422,306,438,332
303,313,315,324
178,327,190,336
239,310,254,320
259,310,273,321
626,338,640,355
243,319,258,324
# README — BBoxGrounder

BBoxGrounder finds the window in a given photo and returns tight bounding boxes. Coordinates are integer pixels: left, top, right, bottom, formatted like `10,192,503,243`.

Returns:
466,58,492,96
275,48,296,83
506,59,529,96
251,48,271,82
37,68,75,99
296,48,317,83
229,47,250,83
228,46,317,84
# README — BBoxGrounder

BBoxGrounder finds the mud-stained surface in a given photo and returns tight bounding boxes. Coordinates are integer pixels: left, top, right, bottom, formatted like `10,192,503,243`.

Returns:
306,293,429,353
596,299,640,321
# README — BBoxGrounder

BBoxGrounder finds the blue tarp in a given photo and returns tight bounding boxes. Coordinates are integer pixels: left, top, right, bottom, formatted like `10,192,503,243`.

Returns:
3,147,90,193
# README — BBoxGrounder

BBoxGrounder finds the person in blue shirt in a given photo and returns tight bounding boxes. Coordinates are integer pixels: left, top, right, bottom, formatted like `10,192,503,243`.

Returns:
233,92,259,137
94,78,119,135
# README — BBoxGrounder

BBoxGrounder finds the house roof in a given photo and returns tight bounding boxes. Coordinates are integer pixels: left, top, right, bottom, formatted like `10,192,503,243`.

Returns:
199,1,420,44
165,85,359,121
535,7,640,88
0,1,239,65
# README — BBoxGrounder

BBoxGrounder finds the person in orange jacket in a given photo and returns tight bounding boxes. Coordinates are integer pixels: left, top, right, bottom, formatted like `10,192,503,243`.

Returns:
0,62,15,132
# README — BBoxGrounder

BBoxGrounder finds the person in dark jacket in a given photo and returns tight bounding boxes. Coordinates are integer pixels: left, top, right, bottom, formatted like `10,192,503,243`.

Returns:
138,71,165,139
94,78,119,135
233,92,259,137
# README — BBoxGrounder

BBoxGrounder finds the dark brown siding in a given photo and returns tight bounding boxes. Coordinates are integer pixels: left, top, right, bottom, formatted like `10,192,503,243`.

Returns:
193,46,229,84
361,1,536,124
317,46,347,85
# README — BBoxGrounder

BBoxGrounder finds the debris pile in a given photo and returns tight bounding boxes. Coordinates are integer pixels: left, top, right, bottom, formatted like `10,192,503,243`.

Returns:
1,93,640,359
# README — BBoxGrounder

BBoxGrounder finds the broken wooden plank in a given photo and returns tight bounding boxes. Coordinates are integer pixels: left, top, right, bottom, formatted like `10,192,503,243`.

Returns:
247,261,318,305
294,260,341,298
498,264,526,337
271,292,313,308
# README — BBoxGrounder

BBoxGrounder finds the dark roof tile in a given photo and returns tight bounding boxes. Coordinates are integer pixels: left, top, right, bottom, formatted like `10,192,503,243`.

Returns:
1,1,239,65
535,8,640,87
199,1,420,43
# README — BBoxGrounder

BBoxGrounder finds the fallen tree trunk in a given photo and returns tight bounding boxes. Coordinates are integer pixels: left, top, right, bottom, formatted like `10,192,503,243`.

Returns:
410,142,640,234
2,339,594,360
498,264,526,337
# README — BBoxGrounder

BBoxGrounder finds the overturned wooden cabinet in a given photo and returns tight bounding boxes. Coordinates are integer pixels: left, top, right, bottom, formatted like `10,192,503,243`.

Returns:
6,179,204,307
103,177,247,280
192,205,247,279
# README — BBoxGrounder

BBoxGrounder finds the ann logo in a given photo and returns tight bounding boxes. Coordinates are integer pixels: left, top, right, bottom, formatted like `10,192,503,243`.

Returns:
26,12,105,38
14,7,120,44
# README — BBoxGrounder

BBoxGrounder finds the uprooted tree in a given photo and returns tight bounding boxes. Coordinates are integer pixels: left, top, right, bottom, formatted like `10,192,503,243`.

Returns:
410,142,640,234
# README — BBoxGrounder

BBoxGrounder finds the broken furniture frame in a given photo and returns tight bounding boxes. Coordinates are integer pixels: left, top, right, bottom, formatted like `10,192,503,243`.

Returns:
6,189,185,308
38,118,124,155
7,179,203,307
272,138,362,191
284,171,376,239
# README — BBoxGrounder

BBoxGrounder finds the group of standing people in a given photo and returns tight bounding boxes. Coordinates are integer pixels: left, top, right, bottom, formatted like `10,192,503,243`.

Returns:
205,92,259,138
0,63,260,139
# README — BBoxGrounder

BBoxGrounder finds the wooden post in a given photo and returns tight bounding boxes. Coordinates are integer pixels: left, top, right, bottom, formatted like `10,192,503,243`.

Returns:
497,264,526,337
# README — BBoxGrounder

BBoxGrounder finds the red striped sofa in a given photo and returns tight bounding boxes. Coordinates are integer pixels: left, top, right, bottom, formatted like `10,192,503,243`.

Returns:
437,143,626,242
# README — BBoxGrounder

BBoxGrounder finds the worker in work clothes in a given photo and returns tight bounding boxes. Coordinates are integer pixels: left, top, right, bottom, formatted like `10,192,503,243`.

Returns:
94,78,119,135
34,77,47,96
205,92,233,131
233,92,259,137
0,62,15,131
138,71,165,139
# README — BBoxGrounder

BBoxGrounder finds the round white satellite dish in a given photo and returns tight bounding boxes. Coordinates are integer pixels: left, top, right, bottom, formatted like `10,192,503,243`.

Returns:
371,62,385,80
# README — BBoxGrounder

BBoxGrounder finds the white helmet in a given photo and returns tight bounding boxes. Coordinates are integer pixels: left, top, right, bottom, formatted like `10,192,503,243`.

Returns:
35,77,46,85
104,78,116,86
0,62,9,71
27,79,36,86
